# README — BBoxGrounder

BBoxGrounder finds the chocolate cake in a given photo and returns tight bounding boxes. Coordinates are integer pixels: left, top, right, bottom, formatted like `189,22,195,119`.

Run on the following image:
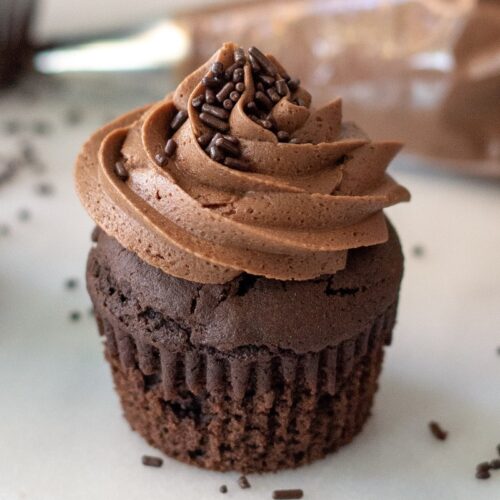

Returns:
75,42,410,472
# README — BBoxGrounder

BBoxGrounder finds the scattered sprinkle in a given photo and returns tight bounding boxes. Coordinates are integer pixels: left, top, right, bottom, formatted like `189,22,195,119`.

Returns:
490,459,500,470
476,468,490,480
113,161,129,181
238,476,251,489
219,485,228,494
155,153,167,167
65,108,83,125
0,224,10,236
18,208,31,221
429,421,448,441
69,311,81,322
32,120,52,136
170,110,188,132
141,455,163,467
20,143,36,164
477,462,491,472
4,120,21,135
272,489,304,499
35,182,55,196
65,278,79,290
164,139,177,157
412,245,425,258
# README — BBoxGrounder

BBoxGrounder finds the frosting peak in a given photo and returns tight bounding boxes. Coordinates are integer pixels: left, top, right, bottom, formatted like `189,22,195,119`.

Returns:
75,42,410,284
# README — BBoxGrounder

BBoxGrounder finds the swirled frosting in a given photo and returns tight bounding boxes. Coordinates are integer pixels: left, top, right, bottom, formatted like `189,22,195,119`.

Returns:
75,42,410,284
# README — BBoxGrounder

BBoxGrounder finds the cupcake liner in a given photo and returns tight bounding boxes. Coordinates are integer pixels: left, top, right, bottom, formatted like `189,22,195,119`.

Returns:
94,301,397,472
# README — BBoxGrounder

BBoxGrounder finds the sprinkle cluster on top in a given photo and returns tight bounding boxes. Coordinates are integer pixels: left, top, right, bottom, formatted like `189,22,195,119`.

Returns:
112,46,304,181
191,46,304,172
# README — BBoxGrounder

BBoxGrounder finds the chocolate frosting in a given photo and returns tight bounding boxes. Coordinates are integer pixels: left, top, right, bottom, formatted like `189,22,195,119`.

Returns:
75,42,410,284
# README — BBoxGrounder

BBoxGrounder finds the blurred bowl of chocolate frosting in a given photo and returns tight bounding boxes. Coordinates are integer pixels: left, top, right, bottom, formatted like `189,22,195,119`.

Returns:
176,0,500,177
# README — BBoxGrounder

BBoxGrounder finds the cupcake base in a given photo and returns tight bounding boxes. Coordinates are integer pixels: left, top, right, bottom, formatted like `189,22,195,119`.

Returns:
96,303,396,472
87,223,403,473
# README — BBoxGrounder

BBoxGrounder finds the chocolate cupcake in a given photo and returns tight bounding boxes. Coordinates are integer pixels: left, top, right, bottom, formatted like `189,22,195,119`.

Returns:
76,42,410,473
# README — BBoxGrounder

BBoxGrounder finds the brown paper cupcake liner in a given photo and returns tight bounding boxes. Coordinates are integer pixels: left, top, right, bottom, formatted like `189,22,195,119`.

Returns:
93,301,397,472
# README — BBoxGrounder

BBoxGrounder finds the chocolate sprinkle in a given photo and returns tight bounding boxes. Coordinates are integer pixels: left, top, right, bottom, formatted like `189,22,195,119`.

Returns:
229,91,241,103
216,82,235,103
477,462,491,472
257,119,273,130
219,485,228,494
164,139,177,157
276,79,288,96
248,54,261,73
202,76,222,88
235,82,245,93
65,108,83,125
237,476,251,489
429,421,448,441
4,120,20,135
0,224,10,237
224,157,251,172
287,78,300,91
211,61,224,75
69,311,81,322
155,153,167,166
113,161,128,181
490,459,500,469
209,145,225,162
191,94,205,108
224,134,239,145
202,103,230,121
476,469,491,480
21,143,36,164
234,47,246,64
246,101,257,113
205,89,216,105
248,46,278,77
141,455,163,467
18,208,31,221
255,91,273,111
65,278,78,290
215,136,240,157
223,99,234,111
272,489,304,499
412,245,425,258
0,159,17,184
33,120,52,136
233,67,244,83
35,182,54,196
224,61,244,80
199,112,229,132
258,74,275,87
267,87,281,103
170,110,188,131
207,133,223,151
198,131,215,148
277,130,290,142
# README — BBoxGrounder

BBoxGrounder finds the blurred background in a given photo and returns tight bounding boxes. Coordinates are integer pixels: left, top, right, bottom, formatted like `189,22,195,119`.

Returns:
1,1,499,499
1,0,500,174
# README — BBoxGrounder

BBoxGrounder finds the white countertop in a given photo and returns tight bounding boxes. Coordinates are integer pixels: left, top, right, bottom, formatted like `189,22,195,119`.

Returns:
0,75,499,500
